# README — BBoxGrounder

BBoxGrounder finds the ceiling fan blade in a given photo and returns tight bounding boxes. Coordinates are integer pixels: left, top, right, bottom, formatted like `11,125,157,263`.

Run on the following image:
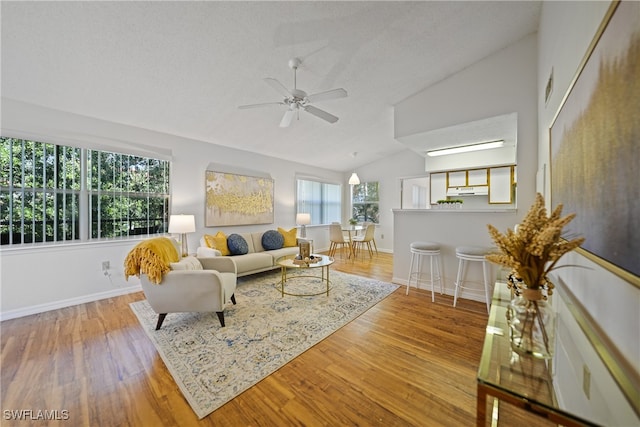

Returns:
264,78,292,98
306,88,348,103
279,109,296,128
238,101,285,109
303,105,339,124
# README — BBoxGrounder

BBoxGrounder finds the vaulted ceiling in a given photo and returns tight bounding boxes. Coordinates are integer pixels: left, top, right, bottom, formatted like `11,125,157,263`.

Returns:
1,1,541,171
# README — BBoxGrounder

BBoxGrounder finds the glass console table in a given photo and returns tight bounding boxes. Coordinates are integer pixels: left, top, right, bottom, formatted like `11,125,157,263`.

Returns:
476,281,637,427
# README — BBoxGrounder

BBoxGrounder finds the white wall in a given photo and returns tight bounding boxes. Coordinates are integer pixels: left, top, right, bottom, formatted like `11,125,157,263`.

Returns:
537,1,638,374
0,100,342,319
348,35,539,258
348,149,426,252
387,34,538,299
394,33,539,213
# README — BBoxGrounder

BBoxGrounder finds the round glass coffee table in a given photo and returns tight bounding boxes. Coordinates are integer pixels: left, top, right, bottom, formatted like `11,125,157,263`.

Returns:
275,254,335,296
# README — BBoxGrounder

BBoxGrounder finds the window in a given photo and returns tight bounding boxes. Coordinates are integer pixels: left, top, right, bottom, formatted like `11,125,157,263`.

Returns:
1,138,81,244
296,178,341,225
352,181,379,223
1,136,170,245
88,150,170,239
401,176,429,209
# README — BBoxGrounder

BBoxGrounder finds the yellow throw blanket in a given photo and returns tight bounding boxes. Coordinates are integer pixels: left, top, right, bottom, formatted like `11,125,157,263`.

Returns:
124,237,179,284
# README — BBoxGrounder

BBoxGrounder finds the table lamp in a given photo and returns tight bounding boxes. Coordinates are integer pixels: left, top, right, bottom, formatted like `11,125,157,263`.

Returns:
296,213,311,238
168,214,196,257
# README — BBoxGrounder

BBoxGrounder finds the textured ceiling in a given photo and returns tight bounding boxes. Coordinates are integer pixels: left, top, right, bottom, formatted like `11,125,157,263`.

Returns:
1,1,541,172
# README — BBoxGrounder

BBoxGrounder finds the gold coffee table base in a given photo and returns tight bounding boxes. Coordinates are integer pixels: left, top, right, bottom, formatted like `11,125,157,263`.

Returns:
276,255,335,297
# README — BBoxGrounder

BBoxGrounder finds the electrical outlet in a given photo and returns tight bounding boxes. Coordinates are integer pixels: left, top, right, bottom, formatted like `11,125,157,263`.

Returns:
380,234,384,239
102,261,110,271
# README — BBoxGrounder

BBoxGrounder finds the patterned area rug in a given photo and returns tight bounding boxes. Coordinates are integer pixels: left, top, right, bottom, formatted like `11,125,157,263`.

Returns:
129,269,398,419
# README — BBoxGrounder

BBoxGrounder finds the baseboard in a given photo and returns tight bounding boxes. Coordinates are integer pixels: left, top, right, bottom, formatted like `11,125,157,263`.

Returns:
0,284,142,321
393,277,487,304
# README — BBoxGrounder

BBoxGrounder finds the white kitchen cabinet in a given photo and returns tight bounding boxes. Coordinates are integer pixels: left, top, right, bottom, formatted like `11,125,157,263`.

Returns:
489,166,513,204
430,172,447,204
468,168,488,186
447,171,467,187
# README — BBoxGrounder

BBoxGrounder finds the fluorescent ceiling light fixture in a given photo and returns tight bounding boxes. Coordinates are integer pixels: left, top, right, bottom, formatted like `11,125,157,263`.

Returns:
426,140,504,157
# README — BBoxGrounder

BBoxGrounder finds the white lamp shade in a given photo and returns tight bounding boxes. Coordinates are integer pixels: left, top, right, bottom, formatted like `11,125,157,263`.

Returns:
168,214,196,233
348,173,360,185
296,213,311,225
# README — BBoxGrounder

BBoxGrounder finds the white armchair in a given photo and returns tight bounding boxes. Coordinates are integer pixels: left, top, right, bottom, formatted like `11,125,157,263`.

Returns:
140,256,238,329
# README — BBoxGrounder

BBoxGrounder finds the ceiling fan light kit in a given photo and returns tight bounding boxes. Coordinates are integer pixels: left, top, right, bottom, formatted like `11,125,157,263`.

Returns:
239,58,347,127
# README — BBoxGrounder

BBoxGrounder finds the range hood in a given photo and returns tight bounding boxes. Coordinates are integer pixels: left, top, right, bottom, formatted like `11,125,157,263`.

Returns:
446,186,489,196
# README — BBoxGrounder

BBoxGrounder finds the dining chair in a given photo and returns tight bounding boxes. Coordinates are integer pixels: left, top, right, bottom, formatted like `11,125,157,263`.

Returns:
332,221,351,241
328,223,350,258
360,222,378,256
352,223,377,260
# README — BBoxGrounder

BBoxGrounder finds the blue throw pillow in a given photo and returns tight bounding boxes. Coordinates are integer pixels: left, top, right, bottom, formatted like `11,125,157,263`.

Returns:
262,230,284,250
227,234,249,255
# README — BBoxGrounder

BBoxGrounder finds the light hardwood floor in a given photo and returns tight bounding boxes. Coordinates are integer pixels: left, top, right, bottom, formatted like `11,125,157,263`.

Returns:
2,251,513,426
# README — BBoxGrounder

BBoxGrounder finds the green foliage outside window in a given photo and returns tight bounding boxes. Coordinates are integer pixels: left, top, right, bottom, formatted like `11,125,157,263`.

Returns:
1,138,81,244
352,181,379,223
1,137,170,245
87,150,170,238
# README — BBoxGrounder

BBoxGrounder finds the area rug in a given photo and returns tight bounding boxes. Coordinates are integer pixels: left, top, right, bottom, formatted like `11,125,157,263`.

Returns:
129,270,398,419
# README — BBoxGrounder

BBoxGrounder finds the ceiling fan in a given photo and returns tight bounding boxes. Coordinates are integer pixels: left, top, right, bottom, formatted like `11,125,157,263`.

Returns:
238,58,347,127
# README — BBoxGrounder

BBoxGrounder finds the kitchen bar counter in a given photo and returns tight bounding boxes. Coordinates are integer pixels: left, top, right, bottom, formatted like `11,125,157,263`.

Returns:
392,208,519,303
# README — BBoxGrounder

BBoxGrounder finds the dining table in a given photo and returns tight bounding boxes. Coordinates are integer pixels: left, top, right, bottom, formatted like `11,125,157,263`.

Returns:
341,224,364,258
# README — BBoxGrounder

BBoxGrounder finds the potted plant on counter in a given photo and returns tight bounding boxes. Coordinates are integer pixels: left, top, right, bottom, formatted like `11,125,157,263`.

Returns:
436,199,463,209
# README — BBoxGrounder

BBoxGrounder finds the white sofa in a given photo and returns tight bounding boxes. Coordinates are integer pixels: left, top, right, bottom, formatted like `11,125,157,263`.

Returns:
197,231,300,277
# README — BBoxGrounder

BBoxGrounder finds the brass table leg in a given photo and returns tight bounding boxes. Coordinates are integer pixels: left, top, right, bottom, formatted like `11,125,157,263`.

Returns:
280,265,286,297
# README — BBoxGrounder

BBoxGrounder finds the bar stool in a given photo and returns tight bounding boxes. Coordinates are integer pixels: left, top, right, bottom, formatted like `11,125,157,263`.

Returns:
406,241,443,302
453,246,495,313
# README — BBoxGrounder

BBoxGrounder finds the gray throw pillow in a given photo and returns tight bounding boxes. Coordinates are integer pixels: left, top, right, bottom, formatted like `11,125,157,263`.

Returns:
227,233,249,255
262,229,284,250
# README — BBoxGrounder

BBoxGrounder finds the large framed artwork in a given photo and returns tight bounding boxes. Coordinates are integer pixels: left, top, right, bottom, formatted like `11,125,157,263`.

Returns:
550,1,639,288
205,171,274,226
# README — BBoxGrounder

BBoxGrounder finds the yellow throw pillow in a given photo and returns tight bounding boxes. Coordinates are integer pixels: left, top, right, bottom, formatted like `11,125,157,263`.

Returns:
204,231,230,256
278,227,298,247
203,234,216,248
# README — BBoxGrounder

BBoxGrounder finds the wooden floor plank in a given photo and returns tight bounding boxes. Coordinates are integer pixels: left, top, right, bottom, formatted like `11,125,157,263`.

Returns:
1,252,523,426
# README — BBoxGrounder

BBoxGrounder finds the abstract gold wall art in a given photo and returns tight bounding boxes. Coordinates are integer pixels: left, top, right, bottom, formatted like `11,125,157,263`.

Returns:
550,1,639,287
205,171,274,226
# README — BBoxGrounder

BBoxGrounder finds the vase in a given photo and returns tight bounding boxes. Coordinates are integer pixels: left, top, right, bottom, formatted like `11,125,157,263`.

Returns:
506,288,556,359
